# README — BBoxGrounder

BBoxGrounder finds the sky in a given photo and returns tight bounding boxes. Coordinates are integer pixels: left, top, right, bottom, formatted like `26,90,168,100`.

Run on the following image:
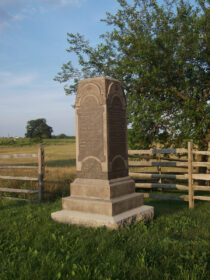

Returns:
0,0,121,137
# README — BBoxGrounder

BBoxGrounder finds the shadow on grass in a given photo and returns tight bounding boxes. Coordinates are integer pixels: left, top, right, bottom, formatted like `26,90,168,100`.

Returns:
145,198,188,218
0,198,31,211
45,159,76,167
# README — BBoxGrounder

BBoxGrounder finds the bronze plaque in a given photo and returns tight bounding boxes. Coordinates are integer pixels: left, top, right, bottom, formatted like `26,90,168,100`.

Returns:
78,95,105,162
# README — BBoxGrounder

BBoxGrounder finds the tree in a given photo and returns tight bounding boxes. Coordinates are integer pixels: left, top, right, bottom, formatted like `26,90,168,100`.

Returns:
25,119,53,139
54,0,210,149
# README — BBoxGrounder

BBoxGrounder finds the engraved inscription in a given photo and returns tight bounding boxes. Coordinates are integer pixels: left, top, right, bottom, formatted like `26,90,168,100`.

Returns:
78,95,105,162
108,96,127,161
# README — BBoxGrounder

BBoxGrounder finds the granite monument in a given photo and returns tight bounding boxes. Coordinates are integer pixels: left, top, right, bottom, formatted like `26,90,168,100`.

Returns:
51,77,154,229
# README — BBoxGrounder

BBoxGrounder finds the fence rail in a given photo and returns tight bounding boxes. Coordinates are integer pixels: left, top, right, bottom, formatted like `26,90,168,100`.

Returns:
0,165,37,169
128,141,210,209
129,148,188,155
0,175,38,181
135,183,188,190
129,161,188,167
0,154,38,159
0,147,45,201
0,187,39,194
129,172,188,180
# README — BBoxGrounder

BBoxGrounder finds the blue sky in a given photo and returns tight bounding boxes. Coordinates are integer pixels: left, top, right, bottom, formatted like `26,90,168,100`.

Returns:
0,0,121,137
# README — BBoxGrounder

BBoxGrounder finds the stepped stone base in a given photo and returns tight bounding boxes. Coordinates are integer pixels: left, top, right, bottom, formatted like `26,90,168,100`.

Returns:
62,193,144,216
51,205,154,230
51,176,154,229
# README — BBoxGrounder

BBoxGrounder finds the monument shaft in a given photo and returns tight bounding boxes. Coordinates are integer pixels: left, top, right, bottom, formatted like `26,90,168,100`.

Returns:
76,77,128,180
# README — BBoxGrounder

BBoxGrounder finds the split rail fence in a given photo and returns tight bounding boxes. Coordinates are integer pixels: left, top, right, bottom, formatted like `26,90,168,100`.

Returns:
128,141,210,208
0,147,45,201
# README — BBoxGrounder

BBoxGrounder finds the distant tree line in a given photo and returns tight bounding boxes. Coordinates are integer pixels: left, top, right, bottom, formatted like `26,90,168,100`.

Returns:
25,119,74,139
51,134,75,139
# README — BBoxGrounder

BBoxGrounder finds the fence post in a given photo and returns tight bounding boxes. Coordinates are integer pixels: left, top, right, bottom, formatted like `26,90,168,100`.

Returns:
188,141,194,208
38,146,45,201
207,142,210,186
157,154,162,184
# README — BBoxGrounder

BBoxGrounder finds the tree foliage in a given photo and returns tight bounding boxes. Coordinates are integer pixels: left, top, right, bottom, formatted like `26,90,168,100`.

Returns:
55,0,210,149
25,119,53,139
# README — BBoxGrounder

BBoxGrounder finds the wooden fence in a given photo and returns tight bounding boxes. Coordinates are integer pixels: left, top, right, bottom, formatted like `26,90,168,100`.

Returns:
0,147,45,201
128,141,210,208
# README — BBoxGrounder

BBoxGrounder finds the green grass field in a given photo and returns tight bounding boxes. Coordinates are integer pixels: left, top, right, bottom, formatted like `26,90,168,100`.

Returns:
0,139,210,279
0,198,209,280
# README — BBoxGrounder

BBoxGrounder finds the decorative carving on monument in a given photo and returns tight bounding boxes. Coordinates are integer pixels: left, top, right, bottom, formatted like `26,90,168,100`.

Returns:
78,95,105,162
111,155,128,169
76,82,105,107
107,82,126,109
80,158,103,179
108,155,128,179
111,155,127,172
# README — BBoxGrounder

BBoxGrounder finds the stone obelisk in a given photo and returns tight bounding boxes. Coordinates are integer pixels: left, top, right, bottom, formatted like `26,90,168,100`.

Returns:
51,77,153,229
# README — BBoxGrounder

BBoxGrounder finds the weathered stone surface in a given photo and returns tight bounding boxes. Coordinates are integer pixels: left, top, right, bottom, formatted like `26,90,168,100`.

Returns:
62,193,144,216
70,177,135,199
51,205,154,230
107,84,128,179
75,76,128,180
78,96,105,162
51,77,154,229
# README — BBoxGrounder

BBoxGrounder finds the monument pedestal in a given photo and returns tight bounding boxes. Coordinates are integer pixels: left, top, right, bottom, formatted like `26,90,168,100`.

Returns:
51,177,154,229
51,77,154,229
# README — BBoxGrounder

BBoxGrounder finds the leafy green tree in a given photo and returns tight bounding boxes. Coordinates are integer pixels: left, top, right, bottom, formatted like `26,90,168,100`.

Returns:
54,0,210,149
25,119,53,139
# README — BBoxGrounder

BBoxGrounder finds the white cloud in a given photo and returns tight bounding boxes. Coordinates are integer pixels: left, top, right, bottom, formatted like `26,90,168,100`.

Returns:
0,5,34,30
0,71,37,88
0,0,85,30
11,7,37,22
0,71,75,104
39,0,86,7
0,8,12,29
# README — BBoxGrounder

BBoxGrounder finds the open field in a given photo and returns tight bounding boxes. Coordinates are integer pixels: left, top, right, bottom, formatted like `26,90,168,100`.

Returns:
0,140,76,199
0,137,75,147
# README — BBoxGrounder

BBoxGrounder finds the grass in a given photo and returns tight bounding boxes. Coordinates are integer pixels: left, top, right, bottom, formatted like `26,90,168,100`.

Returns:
0,139,210,279
0,198,209,280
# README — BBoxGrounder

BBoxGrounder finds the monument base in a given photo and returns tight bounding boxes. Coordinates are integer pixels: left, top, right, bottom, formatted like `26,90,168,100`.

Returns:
51,176,154,229
51,205,154,230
